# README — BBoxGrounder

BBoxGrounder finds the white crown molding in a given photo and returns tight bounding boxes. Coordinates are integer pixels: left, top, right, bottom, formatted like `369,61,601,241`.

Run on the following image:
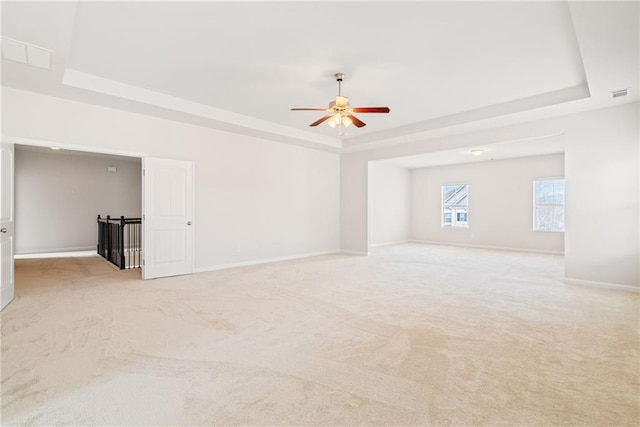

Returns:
59,70,596,157
341,84,590,153
62,68,342,150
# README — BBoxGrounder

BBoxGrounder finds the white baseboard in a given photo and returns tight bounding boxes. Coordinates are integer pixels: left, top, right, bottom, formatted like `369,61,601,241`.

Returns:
195,250,342,273
340,250,370,256
15,250,97,259
369,240,409,248
564,277,639,294
409,240,564,256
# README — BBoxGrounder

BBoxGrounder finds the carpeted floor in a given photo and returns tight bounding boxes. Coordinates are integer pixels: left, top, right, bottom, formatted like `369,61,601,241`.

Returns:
1,243,638,426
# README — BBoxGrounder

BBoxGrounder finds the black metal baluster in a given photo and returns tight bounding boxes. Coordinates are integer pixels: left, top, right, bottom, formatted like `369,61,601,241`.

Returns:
106,215,111,264
97,215,101,256
97,216,142,270
138,220,140,268
127,220,130,269
119,216,125,269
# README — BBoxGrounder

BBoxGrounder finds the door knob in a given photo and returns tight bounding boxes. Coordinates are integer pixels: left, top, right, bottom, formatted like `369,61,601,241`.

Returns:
187,221,192,226
0,228,6,233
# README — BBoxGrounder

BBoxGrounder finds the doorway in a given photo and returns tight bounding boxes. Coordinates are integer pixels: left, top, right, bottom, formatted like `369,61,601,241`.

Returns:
14,145,142,261
1,138,195,311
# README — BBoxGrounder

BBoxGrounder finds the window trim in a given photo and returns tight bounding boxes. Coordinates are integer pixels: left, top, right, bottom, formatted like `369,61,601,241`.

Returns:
532,177,565,233
441,183,469,229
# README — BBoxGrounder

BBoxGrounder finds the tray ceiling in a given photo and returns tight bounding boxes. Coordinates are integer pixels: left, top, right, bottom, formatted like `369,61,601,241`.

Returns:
1,1,638,152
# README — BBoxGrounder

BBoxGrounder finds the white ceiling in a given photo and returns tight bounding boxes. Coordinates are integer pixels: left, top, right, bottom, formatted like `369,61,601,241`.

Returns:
1,1,638,161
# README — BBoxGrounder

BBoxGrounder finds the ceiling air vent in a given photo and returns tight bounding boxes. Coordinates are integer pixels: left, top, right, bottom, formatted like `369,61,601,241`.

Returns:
610,88,629,99
1,36,53,70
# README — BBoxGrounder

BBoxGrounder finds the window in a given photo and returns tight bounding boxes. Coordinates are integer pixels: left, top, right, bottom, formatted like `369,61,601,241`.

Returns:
442,184,468,227
534,179,565,231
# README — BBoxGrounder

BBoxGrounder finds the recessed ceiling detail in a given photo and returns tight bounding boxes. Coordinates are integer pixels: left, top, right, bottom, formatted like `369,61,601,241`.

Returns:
0,1,638,152
62,1,591,147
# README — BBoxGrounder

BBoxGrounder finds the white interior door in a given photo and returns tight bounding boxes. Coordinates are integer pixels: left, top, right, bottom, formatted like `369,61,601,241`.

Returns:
143,157,194,279
1,142,15,310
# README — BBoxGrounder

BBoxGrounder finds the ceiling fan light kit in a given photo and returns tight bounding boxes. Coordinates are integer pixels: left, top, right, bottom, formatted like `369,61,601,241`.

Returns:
291,73,390,135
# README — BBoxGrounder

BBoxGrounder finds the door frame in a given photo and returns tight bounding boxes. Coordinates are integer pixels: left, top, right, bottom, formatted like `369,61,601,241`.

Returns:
9,136,147,160
1,138,15,310
2,136,195,286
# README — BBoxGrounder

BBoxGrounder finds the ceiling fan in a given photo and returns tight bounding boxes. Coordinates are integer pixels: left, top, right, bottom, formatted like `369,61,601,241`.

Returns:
291,73,390,133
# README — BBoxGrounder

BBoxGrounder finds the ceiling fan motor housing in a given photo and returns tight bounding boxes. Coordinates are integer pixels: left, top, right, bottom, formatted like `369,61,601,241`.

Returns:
330,96,350,111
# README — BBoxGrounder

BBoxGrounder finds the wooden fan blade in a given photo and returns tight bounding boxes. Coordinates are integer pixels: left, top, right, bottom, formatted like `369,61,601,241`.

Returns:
291,108,328,111
310,115,332,127
347,115,366,128
352,107,390,113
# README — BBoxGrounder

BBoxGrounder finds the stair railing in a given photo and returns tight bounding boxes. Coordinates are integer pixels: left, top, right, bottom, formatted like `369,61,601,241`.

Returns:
97,215,142,269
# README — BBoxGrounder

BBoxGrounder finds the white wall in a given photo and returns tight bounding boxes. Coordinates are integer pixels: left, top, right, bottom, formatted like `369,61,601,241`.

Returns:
564,104,639,288
368,162,410,246
411,154,564,253
15,147,141,254
2,87,340,270
341,102,639,289
4,88,637,288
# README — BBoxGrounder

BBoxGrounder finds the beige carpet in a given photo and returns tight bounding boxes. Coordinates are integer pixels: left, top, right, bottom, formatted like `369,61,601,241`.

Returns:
1,244,638,426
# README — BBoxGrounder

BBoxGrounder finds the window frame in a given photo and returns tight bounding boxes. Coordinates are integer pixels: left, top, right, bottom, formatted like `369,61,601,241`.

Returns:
532,177,565,233
441,183,469,229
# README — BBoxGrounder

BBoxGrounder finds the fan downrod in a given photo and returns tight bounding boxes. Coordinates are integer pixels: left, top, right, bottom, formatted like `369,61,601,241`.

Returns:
335,73,345,96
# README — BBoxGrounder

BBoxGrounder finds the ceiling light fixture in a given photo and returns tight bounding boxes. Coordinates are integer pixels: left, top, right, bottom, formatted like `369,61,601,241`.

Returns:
327,75,351,134
328,113,343,129
470,149,484,156
291,73,390,136
50,147,61,150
